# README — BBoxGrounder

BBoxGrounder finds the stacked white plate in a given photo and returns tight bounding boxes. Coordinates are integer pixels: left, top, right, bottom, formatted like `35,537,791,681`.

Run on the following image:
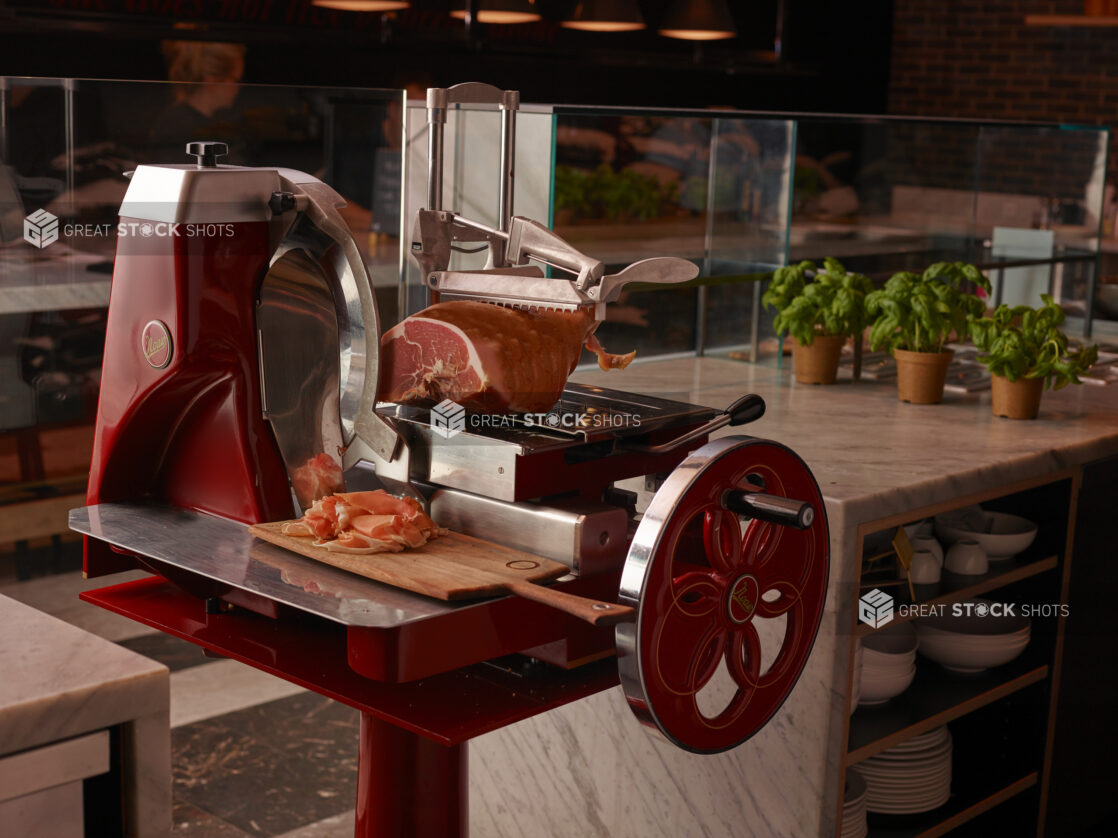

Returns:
915,598,1031,674
856,726,953,814
859,622,917,705
840,767,868,838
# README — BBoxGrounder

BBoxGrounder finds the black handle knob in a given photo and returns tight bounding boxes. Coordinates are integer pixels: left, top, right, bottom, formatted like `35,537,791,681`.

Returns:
186,141,228,168
724,488,814,530
269,191,297,216
725,393,766,427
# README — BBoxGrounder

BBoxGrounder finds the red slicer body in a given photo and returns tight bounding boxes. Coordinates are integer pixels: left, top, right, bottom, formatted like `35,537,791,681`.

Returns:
84,141,397,578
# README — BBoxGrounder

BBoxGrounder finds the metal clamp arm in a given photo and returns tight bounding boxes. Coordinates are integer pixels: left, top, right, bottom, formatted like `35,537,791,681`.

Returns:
506,217,605,287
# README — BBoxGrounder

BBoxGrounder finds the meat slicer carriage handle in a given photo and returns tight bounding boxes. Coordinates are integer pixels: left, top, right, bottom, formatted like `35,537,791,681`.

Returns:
503,581,634,627
623,393,766,455
616,435,829,753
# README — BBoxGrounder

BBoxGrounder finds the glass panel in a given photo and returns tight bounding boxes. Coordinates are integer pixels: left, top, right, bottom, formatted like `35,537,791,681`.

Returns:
972,124,1107,327
788,119,986,274
0,77,403,475
786,117,1109,334
547,107,797,364
535,109,1110,354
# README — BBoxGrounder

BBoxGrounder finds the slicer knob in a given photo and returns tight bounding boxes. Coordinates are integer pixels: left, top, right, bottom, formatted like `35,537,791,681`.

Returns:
269,191,297,216
186,141,228,168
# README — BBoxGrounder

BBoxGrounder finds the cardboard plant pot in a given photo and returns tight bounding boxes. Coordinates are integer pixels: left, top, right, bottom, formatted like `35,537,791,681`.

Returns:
893,348,954,404
991,374,1044,420
792,334,846,385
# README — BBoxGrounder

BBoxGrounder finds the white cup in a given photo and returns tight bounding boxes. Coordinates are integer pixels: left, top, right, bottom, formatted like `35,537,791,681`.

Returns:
945,538,989,575
911,535,944,567
910,549,941,584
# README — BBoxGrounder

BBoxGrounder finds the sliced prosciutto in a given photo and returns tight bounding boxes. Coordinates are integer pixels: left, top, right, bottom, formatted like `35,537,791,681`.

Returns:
290,452,344,508
378,300,635,414
281,490,445,554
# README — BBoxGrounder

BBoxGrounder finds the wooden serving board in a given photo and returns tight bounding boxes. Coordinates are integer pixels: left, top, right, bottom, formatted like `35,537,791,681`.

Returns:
248,521,634,626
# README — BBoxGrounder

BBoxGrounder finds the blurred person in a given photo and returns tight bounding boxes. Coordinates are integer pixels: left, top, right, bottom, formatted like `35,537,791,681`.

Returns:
149,40,246,162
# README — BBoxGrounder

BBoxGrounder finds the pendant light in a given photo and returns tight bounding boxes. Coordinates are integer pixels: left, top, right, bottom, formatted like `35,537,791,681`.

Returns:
658,0,737,41
561,0,645,32
312,0,410,10
450,0,542,24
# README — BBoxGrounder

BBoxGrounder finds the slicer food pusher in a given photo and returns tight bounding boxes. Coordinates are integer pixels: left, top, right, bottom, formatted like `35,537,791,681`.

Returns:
412,82,700,316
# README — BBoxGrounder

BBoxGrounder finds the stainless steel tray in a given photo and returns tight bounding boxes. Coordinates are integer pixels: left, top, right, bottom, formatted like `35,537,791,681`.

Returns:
72,502,485,629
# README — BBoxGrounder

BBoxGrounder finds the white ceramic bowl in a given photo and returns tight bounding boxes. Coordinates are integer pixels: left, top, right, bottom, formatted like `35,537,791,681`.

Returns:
934,508,1038,558
862,621,918,657
910,550,942,584
859,664,916,702
915,599,1030,635
914,599,1031,672
910,535,944,566
914,629,1029,672
944,538,988,575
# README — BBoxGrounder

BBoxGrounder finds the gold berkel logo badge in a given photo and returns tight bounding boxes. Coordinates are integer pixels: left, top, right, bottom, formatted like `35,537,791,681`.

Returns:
141,320,173,369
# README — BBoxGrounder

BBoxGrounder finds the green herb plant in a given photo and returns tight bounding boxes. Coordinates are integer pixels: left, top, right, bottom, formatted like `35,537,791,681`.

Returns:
865,263,992,354
969,294,1098,390
761,257,875,346
553,165,678,222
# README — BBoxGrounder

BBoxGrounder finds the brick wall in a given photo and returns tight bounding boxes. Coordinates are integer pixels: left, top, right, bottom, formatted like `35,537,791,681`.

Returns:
889,0,1118,184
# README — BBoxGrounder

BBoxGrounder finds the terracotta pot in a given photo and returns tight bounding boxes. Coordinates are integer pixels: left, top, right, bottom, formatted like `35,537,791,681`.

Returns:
893,348,955,404
792,334,846,385
991,374,1044,420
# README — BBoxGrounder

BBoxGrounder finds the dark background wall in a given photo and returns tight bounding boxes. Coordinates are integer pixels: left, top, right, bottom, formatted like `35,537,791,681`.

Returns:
889,0,1118,178
0,0,895,114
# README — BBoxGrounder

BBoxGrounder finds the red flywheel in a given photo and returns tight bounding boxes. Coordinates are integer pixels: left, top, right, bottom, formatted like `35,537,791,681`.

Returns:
617,435,829,753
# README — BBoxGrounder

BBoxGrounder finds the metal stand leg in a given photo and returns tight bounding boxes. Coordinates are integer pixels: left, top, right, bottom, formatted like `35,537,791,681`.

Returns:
355,713,467,837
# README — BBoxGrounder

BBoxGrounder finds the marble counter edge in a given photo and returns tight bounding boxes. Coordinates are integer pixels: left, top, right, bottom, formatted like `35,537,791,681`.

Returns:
0,594,170,755
820,436,1118,531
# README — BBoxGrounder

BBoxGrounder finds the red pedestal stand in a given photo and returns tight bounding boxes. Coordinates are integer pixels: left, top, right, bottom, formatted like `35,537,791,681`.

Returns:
81,576,618,838
356,715,468,837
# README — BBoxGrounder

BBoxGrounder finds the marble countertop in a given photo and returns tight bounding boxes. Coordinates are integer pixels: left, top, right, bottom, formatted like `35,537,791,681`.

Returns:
0,593,168,755
572,355,1118,527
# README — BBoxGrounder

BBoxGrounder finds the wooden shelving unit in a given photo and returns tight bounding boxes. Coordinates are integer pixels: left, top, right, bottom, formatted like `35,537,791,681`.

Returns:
854,554,1059,638
865,774,1038,838
847,653,1049,763
835,473,1076,837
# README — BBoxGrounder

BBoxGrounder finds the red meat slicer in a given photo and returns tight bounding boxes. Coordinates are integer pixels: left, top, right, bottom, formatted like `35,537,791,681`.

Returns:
74,86,831,837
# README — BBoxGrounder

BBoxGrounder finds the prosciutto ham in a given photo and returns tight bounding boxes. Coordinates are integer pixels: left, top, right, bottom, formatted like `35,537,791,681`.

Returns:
290,453,344,508
378,301,635,413
281,490,446,554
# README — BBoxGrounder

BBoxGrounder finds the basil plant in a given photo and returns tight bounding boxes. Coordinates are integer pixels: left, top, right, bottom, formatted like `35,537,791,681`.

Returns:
762,258,875,346
970,295,1098,390
865,263,991,354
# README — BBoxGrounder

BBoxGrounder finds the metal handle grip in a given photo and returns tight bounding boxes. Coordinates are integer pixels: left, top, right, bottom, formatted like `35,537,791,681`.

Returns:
724,489,814,530
426,84,520,242
724,393,766,427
